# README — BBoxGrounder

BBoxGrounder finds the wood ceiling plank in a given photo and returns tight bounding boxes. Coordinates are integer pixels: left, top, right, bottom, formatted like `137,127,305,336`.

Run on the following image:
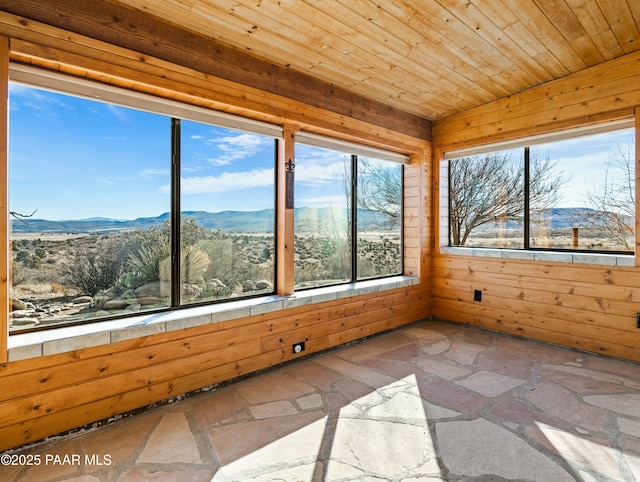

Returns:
437,0,553,86
186,0,451,115
534,0,606,66
235,0,487,116
564,0,625,60
362,0,515,98
500,0,588,73
596,0,640,54
474,0,570,79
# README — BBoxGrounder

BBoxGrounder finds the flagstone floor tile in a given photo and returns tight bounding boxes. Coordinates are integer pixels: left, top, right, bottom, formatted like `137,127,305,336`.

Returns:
4,318,640,481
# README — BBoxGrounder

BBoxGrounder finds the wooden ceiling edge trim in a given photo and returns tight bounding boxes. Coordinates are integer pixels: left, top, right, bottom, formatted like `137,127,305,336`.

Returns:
7,40,429,156
432,108,635,153
0,1,432,141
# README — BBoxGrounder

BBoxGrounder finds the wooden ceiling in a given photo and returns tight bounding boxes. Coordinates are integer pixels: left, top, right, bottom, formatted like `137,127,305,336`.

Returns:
3,1,640,126
103,0,640,122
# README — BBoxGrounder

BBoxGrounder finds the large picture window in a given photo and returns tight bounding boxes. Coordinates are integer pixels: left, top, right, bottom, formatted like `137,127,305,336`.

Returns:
294,142,403,289
179,120,276,304
448,125,636,253
9,83,172,332
7,68,406,334
8,76,278,333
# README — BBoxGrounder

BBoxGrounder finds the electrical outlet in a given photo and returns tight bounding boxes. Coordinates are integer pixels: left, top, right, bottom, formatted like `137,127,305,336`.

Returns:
292,341,306,354
474,290,482,302
637,313,640,329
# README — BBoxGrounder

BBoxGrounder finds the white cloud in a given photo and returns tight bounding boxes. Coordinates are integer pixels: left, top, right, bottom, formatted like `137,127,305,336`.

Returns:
205,132,271,166
107,104,129,122
162,167,274,194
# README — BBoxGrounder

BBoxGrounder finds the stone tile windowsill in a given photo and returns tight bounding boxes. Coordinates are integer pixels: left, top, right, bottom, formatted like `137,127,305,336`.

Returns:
8,276,419,362
440,246,634,267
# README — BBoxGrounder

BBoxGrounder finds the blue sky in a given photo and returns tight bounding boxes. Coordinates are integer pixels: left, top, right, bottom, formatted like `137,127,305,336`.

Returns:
9,84,351,221
10,83,634,221
531,127,635,208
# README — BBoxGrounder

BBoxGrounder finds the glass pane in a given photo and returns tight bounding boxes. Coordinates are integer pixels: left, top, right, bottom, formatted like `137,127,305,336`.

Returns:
9,84,171,332
294,144,351,288
180,120,275,304
530,128,635,251
449,148,524,248
357,157,402,279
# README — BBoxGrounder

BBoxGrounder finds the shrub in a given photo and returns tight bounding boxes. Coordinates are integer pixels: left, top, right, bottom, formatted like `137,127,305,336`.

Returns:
62,237,128,296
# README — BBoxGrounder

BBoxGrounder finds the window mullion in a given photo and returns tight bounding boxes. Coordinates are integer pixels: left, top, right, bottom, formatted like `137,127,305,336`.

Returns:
524,147,530,250
351,154,358,281
171,118,181,307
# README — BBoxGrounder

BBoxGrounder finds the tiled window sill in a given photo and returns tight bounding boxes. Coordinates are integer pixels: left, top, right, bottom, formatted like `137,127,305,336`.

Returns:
8,276,419,362
440,246,634,267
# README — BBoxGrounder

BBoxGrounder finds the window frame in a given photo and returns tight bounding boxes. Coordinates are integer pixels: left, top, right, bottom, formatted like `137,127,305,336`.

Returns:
8,65,283,333
7,64,411,335
293,137,407,291
444,120,636,256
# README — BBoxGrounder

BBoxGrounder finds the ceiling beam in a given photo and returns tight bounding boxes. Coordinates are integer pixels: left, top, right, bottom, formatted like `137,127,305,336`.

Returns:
0,0,431,141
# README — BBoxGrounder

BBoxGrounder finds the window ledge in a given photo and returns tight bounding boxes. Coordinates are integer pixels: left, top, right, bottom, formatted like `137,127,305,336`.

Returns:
440,246,634,267
7,276,419,362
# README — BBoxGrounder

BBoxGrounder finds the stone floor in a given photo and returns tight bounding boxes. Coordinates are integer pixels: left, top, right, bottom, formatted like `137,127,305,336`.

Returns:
3,319,640,481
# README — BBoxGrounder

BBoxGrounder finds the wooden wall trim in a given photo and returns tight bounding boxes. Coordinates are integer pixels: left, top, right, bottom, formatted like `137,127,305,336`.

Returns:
0,0,431,141
0,35,7,364
277,125,297,295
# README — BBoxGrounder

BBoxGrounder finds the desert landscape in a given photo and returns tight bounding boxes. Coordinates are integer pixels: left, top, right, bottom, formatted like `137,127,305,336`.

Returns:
9,210,402,332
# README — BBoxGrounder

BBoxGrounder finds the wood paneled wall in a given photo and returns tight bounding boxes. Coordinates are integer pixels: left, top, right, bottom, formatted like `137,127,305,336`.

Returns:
0,15,431,451
432,50,640,363
0,284,429,450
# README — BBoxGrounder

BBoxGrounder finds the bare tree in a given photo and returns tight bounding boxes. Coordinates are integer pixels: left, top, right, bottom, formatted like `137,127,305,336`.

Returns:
581,139,635,249
449,152,565,245
357,157,402,227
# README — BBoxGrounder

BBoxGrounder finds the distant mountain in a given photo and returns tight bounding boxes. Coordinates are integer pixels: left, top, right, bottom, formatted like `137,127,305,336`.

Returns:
473,207,632,232
11,208,398,234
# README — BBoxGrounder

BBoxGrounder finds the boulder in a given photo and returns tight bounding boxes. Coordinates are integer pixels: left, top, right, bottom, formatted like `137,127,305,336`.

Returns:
102,300,130,310
208,278,227,288
10,298,27,311
243,281,257,291
94,296,111,310
72,295,93,305
135,281,171,298
136,296,165,306
11,317,39,326
10,310,33,318
255,280,271,290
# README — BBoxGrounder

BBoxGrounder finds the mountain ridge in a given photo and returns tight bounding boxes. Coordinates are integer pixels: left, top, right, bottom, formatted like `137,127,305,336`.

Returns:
11,207,397,234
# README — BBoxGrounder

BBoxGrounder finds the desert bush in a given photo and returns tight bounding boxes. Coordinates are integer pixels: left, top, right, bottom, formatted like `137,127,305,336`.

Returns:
62,237,128,296
127,243,167,287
